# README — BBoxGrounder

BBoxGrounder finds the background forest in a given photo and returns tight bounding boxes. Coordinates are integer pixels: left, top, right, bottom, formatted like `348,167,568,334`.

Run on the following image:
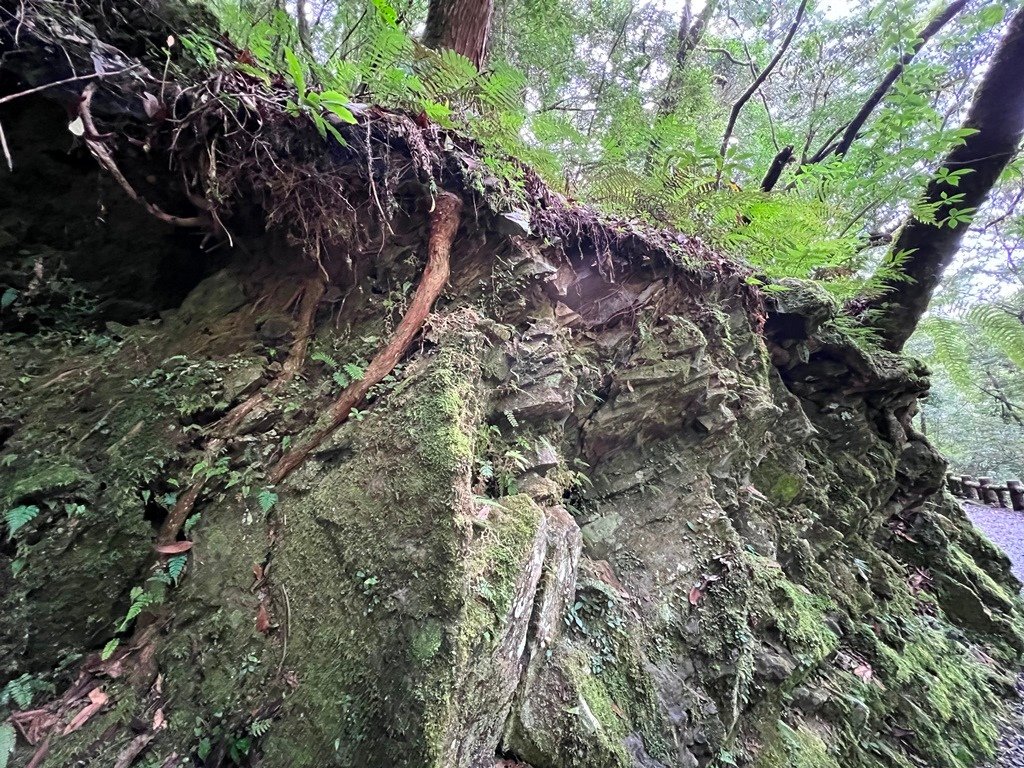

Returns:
198,0,1024,477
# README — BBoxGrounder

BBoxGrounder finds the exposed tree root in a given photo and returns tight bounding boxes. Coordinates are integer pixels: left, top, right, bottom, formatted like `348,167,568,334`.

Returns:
79,84,209,229
213,276,326,437
267,191,463,485
152,276,326,548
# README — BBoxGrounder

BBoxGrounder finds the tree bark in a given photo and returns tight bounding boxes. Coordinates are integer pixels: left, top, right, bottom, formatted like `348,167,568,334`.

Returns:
423,0,495,68
676,0,718,68
859,6,1024,352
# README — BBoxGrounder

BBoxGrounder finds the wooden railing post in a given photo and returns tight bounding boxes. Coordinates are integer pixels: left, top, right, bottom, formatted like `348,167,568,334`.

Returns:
1008,480,1024,512
962,475,978,500
947,473,962,496
995,485,1010,508
979,477,998,505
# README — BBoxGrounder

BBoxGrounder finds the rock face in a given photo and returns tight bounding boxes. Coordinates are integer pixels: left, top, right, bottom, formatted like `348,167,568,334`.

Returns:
1,5,1023,768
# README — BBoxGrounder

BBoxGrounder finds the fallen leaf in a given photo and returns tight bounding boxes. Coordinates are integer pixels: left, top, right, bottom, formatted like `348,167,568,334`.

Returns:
152,708,166,731
154,541,193,554
255,604,271,634
688,586,704,606
68,117,85,137
141,92,162,119
853,663,873,682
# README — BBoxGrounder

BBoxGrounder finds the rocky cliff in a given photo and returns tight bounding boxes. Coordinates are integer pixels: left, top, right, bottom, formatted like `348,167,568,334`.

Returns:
1,3,1022,767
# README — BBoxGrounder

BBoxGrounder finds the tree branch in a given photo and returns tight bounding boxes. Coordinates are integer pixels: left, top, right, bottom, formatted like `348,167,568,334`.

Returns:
807,0,969,165
717,0,808,178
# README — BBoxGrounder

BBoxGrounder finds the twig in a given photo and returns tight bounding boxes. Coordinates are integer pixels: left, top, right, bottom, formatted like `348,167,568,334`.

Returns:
0,118,11,171
277,582,291,676
0,68,136,106
717,0,808,180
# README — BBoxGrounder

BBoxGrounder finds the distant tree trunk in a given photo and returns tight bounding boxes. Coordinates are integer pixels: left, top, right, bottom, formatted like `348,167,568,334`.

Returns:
296,0,311,50
423,0,494,68
676,0,717,68
859,6,1024,352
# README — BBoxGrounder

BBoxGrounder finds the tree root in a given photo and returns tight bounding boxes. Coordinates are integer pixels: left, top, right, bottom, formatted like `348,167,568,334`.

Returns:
267,191,463,485
79,83,209,229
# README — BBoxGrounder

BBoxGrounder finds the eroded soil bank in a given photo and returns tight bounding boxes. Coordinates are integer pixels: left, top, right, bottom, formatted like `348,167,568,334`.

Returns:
2,2,1024,767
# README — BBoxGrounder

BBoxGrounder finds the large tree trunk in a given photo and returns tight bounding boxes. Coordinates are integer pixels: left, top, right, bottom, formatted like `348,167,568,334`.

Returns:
422,0,495,68
860,6,1024,351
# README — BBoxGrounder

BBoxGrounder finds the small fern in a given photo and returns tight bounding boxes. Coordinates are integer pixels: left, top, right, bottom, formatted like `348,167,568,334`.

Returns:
257,489,278,513
250,718,273,737
101,638,120,661
167,554,188,585
311,351,339,368
4,505,39,540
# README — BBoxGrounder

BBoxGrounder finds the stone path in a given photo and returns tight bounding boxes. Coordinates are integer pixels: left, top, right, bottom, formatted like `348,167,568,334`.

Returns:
965,501,1024,768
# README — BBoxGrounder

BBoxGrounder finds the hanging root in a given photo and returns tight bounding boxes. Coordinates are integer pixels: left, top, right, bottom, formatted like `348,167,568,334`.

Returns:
79,83,209,229
268,190,463,485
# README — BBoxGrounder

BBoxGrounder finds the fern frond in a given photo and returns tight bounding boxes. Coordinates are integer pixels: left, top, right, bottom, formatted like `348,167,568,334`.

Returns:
920,316,975,391
5,504,39,540
968,304,1024,371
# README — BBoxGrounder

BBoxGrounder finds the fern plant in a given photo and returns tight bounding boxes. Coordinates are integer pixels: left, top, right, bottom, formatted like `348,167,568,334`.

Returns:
4,504,39,540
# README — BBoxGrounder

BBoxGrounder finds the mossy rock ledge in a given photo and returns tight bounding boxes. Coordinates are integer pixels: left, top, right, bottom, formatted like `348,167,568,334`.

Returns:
1,3,1023,767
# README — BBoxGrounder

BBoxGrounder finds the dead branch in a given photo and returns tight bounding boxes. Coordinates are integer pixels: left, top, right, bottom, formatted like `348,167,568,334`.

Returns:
268,191,463,485
0,68,137,106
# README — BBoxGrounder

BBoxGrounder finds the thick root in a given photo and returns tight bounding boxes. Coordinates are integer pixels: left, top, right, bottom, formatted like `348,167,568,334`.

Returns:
268,191,463,484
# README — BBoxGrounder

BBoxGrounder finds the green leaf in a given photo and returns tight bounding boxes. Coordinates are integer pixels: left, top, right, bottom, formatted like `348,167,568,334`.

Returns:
1,288,17,309
284,47,306,97
101,638,120,661
371,0,398,27
978,4,1006,29
322,100,358,125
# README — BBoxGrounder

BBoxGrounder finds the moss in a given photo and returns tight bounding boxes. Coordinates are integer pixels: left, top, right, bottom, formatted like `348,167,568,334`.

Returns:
866,618,1001,767
749,556,839,667
1,461,89,506
755,719,841,768
751,458,805,505
412,620,444,663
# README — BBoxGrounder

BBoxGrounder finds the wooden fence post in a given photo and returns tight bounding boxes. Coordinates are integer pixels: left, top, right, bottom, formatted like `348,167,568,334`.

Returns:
1008,480,1024,512
995,485,1010,508
979,477,998,505
962,475,978,500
